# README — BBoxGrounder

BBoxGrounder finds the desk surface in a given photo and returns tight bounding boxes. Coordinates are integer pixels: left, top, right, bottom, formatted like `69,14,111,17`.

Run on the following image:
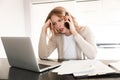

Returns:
0,58,120,80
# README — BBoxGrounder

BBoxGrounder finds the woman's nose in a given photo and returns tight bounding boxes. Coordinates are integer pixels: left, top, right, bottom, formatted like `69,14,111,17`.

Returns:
56,23,60,28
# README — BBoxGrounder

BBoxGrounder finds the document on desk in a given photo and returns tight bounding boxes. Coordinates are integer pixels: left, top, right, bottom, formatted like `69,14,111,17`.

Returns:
73,60,116,77
52,60,117,76
52,60,95,75
109,61,120,71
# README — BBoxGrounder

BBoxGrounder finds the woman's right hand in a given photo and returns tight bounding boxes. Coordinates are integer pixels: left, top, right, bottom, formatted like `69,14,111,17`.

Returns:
42,19,52,33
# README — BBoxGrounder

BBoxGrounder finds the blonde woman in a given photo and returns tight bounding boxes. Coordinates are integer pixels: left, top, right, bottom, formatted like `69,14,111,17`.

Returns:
38,6,97,60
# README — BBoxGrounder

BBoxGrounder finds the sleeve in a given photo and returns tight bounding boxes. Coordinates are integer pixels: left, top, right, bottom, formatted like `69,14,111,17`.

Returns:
38,31,57,59
73,26,97,59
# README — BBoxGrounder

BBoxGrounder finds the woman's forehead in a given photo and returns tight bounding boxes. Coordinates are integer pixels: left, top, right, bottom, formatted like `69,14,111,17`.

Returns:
51,15,62,21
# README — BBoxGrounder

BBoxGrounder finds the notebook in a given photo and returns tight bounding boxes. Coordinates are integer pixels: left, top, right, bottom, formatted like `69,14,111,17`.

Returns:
1,37,60,72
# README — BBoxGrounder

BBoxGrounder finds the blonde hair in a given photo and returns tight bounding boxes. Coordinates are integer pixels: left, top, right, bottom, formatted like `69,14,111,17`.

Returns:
45,6,81,36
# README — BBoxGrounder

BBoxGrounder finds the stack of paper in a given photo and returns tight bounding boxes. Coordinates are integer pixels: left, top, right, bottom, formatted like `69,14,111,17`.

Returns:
109,61,120,71
52,60,116,77
52,60,95,75
73,60,116,77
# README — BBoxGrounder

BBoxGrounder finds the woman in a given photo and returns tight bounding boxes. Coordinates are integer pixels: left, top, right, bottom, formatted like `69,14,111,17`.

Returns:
38,6,97,60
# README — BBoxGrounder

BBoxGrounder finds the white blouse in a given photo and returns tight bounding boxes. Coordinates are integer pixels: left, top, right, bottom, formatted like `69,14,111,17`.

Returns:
63,35,77,59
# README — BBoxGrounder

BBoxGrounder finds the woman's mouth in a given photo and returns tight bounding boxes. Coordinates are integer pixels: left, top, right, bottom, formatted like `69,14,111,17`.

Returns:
59,28,64,32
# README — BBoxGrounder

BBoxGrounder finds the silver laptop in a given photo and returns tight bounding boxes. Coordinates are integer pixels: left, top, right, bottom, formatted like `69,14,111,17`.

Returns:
1,37,60,72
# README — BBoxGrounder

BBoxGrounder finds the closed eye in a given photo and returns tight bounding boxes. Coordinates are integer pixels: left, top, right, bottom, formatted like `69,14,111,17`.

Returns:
52,22,56,26
52,19,63,26
58,19,63,22
58,19,62,22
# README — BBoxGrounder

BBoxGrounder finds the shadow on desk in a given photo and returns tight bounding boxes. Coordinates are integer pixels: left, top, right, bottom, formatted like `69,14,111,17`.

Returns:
8,67,75,80
8,66,120,80
8,67,120,80
74,73,120,80
8,67,40,80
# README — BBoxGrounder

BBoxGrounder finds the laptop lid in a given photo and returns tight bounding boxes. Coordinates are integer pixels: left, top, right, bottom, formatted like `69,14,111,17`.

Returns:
1,37,60,72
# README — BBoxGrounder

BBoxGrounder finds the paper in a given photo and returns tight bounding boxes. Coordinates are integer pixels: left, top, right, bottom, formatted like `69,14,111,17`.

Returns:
52,60,95,75
109,61,120,71
73,60,116,77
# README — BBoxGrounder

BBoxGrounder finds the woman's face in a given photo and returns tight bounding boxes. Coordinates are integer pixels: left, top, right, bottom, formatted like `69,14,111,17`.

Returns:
51,15,68,34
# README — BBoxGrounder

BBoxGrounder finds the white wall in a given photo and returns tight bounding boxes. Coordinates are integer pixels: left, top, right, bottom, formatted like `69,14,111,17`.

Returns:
0,0,31,58
0,0,25,36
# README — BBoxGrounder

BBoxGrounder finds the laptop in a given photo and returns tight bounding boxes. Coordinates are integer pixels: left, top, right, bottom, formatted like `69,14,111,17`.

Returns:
1,37,61,72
